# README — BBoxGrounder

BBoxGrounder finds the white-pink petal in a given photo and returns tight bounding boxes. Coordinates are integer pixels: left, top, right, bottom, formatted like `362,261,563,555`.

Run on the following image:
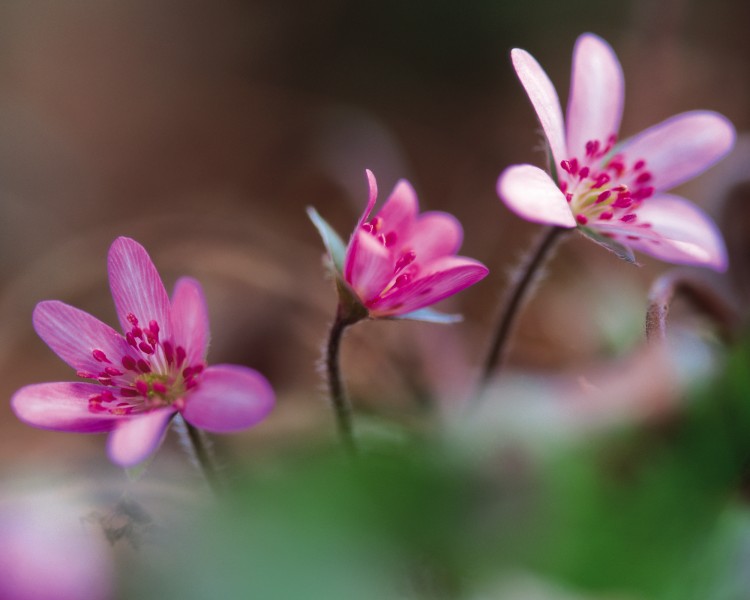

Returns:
33,301,133,375
595,194,727,271
497,164,577,227
344,230,394,304
511,47,567,166
106,408,175,467
108,237,173,340
182,364,275,432
11,382,120,433
566,33,624,160
618,111,736,192
171,277,210,366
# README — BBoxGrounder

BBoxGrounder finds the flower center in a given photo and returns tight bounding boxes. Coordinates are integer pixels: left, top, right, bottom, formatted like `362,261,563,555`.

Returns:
360,217,419,304
558,135,654,227
82,313,204,415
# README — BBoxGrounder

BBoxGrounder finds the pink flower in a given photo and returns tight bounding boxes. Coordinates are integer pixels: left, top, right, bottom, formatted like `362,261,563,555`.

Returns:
310,170,488,320
11,237,275,467
497,33,734,270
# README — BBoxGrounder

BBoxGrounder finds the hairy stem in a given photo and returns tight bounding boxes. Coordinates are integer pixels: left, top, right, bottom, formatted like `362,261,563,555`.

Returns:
180,418,222,494
646,270,739,344
478,226,567,390
326,305,358,455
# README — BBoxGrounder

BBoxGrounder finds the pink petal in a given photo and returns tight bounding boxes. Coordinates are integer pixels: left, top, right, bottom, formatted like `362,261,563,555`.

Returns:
106,408,174,467
11,382,121,433
357,168,379,226
497,164,577,227
171,277,210,366
181,364,275,432
107,237,172,340
33,300,133,375
566,33,624,160
595,194,728,271
369,256,488,317
375,179,419,236
618,111,736,192
511,47,567,166
407,211,463,263
343,230,394,304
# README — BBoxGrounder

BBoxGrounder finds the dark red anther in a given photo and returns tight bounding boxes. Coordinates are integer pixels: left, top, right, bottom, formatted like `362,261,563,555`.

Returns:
127,313,139,326
88,396,106,413
585,140,600,157
565,193,573,203
182,366,193,379
559,180,568,193
152,382,168,395
120,387,139,397
185,378,198,390
138,341,154,355
361,222,373,233
394,251,416,273
176,346,187,365
192,364,204,374
149,320,160,335
599,211,613,220
631,186,654,201
163,341,174,365
635,172,652,185
76,371,96,379
136,381,149,396
596,190,611,204
126,333,137,348
132,326,143,339
104,366,123,377
394,273,411,288
569,158,579,175
383,231,397,247
575,214,588,225
122,356,137,371
578,166,590,180
97,376,112,386
620,214,637,223
560,160,572,173
137,359,151,373
593,173,611,189
92,349,110,363
633,159,646,171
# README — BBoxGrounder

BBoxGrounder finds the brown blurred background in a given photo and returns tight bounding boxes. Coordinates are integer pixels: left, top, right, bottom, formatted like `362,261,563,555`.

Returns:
0,0,748,474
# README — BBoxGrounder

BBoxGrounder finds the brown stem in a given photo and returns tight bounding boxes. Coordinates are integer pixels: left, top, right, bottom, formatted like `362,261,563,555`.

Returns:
478,226,567,390
326,305,359,455
645,270,739,344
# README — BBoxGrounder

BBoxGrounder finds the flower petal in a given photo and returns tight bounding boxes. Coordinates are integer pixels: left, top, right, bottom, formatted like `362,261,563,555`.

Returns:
566,33,624,160
369,256,489,317
106,408,175,467
33,300,133,375
618,111,736,192
182,364,275,433
11,382,121,432
497,164,577,227
171,277,210,366
511,47,567,166
594,194,728,271
108,237,172,339
407,211,464,263
343,230,394,304
375,179,419,236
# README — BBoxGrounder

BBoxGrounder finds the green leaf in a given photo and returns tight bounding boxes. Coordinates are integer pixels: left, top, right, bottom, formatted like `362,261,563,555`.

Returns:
390,307,463,324
577,226,638,265
307,206,347,273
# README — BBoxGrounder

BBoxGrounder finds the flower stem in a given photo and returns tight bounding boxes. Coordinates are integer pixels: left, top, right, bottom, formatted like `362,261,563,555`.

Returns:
180,417,222,494
326,305,359,455
478,225,567,391
646,269,738,344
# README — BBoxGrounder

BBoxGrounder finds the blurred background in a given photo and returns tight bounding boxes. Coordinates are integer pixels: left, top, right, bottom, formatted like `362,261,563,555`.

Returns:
1,1,750,598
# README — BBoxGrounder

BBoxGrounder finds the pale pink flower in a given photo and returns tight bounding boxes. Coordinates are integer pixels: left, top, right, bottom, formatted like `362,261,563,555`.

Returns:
310,170,488,320
12,237,275,467
497,33,734,270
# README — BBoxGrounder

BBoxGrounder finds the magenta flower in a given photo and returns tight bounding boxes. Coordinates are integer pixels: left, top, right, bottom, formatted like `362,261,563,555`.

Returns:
309,170,488,321
11,237,275,467
497,33,734,270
